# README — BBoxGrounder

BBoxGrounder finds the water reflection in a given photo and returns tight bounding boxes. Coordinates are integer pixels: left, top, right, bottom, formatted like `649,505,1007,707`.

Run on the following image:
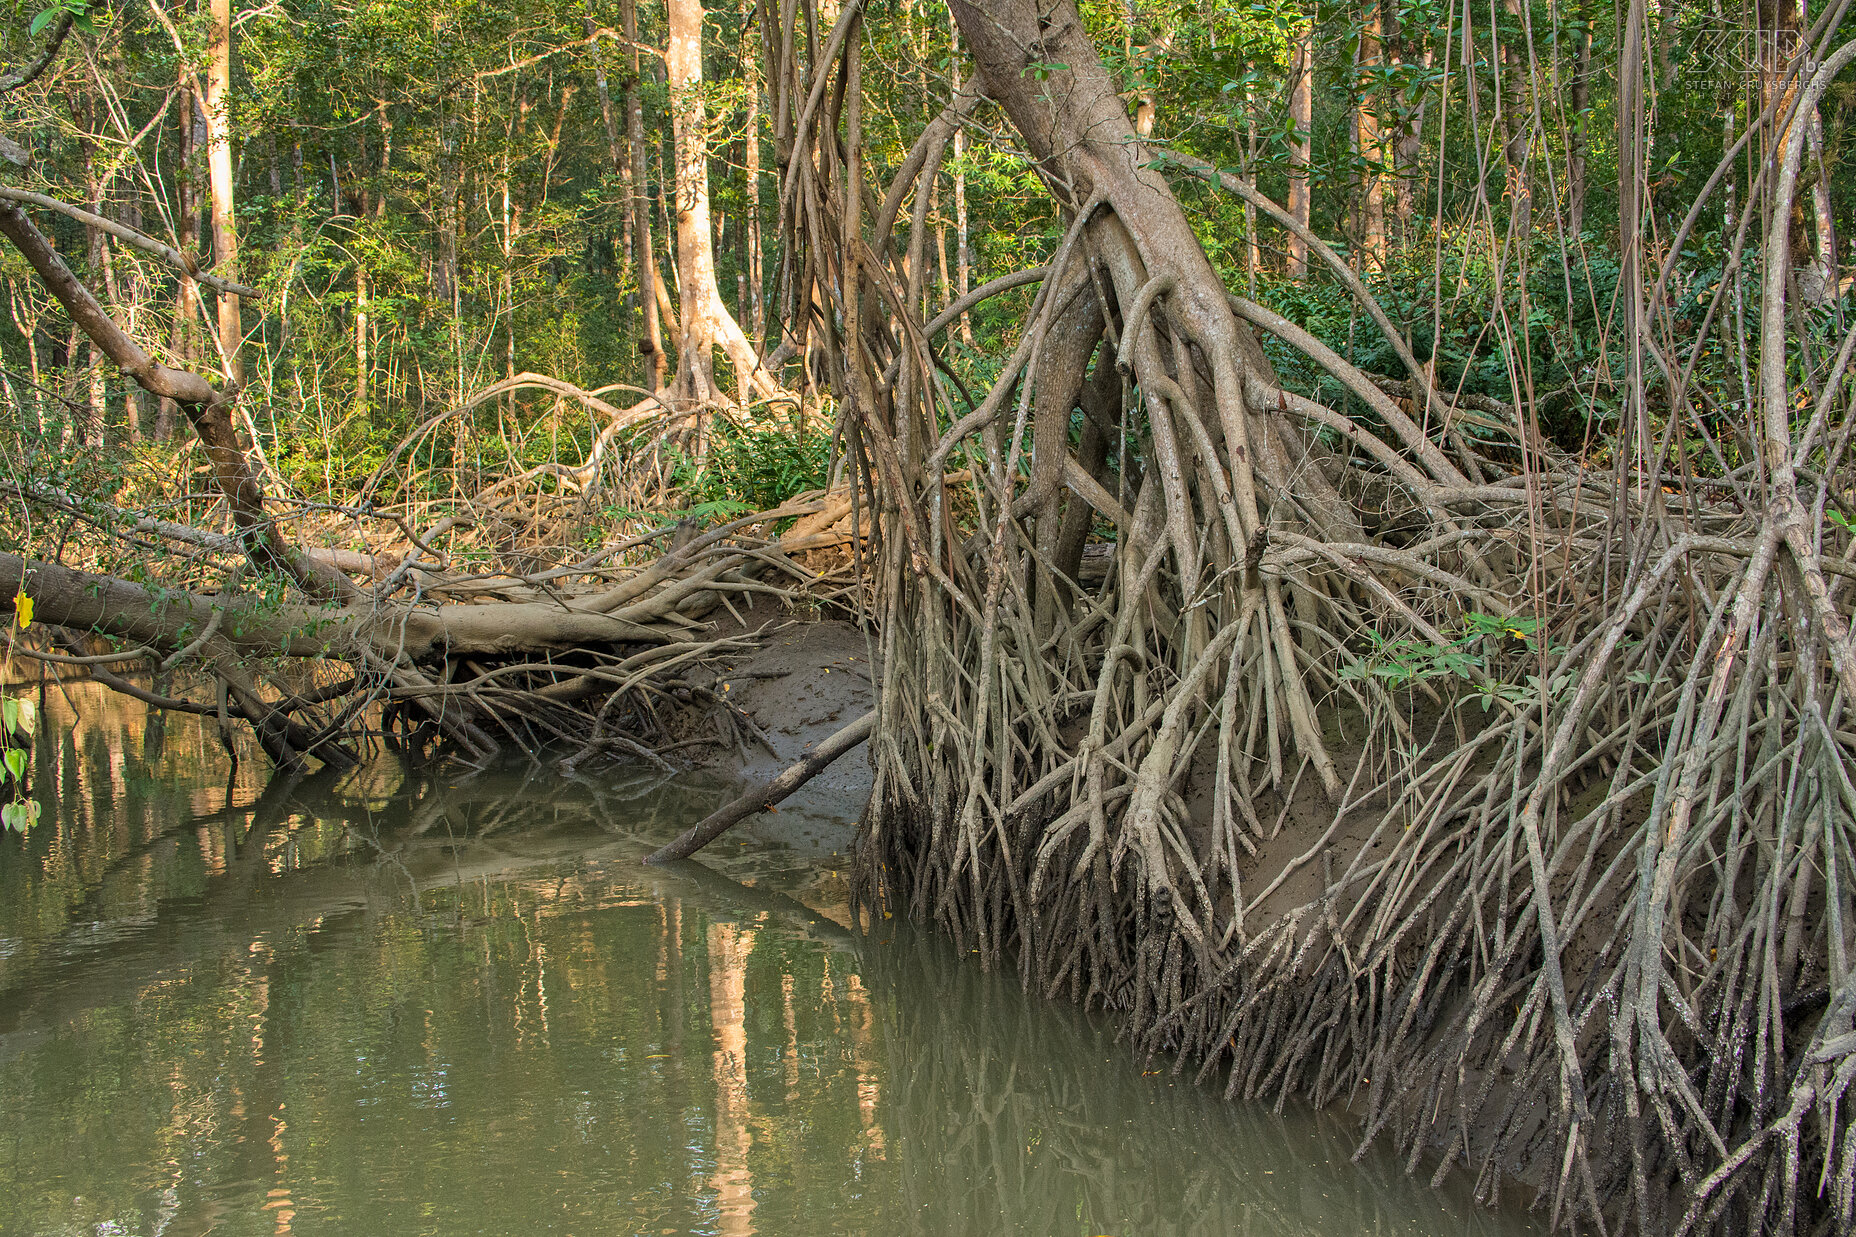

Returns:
0,685,1541,1236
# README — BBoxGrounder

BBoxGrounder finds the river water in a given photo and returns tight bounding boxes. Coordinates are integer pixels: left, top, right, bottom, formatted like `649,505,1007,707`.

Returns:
0,685,1541,1236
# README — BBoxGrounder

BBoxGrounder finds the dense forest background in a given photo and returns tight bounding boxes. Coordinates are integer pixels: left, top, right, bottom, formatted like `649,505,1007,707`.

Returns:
3,0,1844,515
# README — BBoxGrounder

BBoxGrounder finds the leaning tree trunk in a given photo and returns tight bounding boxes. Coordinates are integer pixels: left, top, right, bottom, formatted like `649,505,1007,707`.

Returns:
774,1,1856,1232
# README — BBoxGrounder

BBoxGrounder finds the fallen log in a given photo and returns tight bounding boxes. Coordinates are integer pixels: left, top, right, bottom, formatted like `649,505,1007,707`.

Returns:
644,709,874,863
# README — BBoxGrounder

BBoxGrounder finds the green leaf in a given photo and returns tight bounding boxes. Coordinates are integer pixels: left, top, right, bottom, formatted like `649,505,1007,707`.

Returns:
4,748,26,782
28,8,54,36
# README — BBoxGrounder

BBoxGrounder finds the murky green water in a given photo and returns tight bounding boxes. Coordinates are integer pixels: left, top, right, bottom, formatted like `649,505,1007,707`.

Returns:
0,685,1542,1236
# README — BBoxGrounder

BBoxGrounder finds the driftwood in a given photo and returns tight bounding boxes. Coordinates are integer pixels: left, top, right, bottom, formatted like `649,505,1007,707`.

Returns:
644,709,875,862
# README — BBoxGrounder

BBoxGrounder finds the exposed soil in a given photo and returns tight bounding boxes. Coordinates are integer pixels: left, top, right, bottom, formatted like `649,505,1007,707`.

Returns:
682,597,877,854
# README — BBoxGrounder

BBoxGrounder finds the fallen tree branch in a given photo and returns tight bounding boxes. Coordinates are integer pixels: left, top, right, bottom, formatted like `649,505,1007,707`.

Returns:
644,709,874,862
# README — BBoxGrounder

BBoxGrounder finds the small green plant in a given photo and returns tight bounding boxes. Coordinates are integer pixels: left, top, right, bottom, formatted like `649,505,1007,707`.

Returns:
668,421,834,517
1,590,40,833
1339,611,1561,711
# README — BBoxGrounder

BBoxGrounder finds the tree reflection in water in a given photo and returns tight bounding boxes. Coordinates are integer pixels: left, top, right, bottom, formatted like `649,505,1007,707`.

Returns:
861,928,1540,1235
0,684,1539,1236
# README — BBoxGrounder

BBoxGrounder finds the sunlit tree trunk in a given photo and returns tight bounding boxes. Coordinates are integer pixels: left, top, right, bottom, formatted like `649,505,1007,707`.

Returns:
204,0,241,385
652,142,683,354
742,10,764,351
1287,14,1313,277
436,113,462,401
355,263,370,412
1243,84,1259,294
666,0,773,404
1387,4,1429,247
1800,0,1838,295
1756,0,1837,293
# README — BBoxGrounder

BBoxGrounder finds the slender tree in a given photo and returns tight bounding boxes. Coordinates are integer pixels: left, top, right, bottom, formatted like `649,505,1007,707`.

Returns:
666,0,773,402
1286,12,1312,276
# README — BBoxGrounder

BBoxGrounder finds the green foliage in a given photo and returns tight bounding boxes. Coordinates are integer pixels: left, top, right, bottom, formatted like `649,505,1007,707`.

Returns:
0,593,39,833
1339,611,1564,711
29,0,89,36
669,418,834,517
0,0,1849,553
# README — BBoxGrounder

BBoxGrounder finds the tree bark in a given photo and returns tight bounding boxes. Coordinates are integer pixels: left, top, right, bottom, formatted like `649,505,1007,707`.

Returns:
1799,0,1838,296
621,0,668,388
1497,0,1531,232
1568,23,1590,237
1388,3,1429,246
743,6,765,351
72,93,107,447
666,0,777,404
162,71,203,439
1287,15,1313,277
588,13,635,278
948,7,974,343
204,0,241,385
1355,0,1386,271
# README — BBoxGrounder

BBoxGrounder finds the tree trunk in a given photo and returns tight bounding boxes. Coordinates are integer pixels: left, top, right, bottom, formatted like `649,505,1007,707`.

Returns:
1287,14,1313,277
1497,0,1531,233
204,0,241,385
942,0,1362,787
588,13,635,280
1355,0,1386,271
743,6,765,351
1568,23,1590,237
666,0,776,404
1243,91,1259,294
161,75,203,440
355,263,369,412
1388,3,1429,246
1801,0,1838,296
621,0,668,388
73,94,107,447
1757,0,1836,291
436,116,461,399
